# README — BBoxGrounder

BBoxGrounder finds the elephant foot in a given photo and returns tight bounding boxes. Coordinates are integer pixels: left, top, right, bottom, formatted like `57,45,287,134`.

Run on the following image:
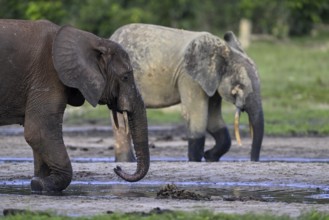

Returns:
204,147,223,162
31,175,71,193
31,177,47,192
204,128,231,162
188,137,205,162
204,148,219,162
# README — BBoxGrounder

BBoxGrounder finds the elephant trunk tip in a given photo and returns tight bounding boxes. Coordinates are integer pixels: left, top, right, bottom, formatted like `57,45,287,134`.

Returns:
114,165,149,182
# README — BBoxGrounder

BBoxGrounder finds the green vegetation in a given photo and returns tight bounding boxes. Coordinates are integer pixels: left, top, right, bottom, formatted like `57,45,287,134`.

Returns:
2,210,329,220
64,105,183,126
247,32,329,136
1,1,328,38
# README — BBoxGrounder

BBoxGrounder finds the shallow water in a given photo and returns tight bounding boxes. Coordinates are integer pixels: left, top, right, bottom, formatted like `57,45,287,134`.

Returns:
1,180,328,204
1,157,329,163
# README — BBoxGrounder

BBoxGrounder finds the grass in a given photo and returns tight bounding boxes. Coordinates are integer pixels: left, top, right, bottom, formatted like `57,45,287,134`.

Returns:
244,32,329,136
64,31,329,136
2,210,329,220
64,105,183,126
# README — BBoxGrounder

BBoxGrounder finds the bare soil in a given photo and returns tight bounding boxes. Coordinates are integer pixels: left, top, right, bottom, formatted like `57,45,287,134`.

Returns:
1,125,329,217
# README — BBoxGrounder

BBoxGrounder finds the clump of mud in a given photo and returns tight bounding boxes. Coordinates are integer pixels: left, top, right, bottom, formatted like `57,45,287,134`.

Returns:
156,184,211,201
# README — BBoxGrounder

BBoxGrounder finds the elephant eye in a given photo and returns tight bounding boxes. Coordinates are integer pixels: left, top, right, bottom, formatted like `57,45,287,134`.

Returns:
121,73,129,81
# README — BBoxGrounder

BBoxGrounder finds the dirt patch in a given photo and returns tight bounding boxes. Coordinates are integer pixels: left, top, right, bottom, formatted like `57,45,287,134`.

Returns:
1,125,329,217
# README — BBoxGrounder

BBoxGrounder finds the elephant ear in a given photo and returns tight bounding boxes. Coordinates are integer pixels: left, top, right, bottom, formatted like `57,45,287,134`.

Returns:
223,31,245,54
184,34,226,96
52,25,106,107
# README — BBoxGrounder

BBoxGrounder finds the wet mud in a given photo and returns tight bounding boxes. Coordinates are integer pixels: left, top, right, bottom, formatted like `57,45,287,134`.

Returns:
1,125,329,217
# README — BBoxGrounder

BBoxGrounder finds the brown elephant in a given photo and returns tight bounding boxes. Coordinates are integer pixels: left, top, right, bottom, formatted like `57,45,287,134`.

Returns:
0,19,149,192
110,24,264,162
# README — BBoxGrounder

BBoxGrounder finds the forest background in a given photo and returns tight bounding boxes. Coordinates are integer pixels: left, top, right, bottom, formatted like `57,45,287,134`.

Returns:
1,0,328,38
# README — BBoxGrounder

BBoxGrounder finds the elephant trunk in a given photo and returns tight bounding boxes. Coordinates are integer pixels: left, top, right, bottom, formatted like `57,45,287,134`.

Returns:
112,93,150,182
245,95,264,161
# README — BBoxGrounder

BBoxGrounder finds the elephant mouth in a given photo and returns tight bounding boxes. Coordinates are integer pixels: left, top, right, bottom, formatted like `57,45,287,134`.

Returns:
107,100,130,134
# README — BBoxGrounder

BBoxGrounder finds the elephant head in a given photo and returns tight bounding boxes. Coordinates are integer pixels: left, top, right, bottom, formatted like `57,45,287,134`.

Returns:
186,31,264,161
52,25,149,181
221,32,264,161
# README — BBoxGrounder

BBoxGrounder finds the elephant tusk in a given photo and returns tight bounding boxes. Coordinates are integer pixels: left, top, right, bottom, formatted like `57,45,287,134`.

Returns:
234,108,242,146
123,111,130,135
112,110,119,130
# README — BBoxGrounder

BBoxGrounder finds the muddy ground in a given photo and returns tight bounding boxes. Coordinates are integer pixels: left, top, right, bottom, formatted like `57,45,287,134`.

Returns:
0,125,329,217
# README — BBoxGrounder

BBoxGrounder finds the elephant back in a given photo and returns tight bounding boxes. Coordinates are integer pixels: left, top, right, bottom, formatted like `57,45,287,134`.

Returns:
110,24,204,72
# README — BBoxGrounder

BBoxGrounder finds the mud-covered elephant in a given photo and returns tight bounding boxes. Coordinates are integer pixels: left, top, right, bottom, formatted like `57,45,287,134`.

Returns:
110,23,264,162
0,19,150,192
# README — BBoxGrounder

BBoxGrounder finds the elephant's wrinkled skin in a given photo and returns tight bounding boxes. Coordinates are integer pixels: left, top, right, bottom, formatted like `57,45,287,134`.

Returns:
110,23,264,162
0,20,149,192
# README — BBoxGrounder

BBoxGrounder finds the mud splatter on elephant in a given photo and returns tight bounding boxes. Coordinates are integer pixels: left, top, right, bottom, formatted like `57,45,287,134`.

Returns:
110,23,264,162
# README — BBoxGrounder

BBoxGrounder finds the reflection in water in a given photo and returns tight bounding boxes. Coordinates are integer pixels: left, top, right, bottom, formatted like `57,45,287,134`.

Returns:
0,180,328,204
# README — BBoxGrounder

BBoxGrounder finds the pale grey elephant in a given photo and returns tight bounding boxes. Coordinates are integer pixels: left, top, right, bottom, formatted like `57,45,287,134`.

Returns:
110,23,264,162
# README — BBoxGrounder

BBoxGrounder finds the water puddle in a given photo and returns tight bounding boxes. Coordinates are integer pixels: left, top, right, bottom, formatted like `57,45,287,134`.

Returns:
1,180,328,204
1,157,329,163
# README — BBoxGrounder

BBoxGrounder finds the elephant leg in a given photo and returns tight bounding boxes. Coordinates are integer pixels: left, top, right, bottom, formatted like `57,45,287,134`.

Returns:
32,151,51,178
204,128,231,161
178,76,208,162
188,136,205,161
204,93,231,162
24,103,72,192
111,112,136,162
